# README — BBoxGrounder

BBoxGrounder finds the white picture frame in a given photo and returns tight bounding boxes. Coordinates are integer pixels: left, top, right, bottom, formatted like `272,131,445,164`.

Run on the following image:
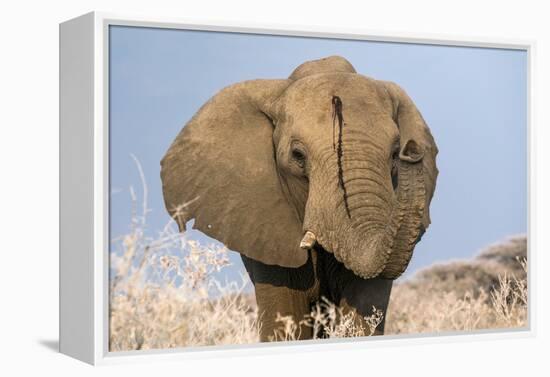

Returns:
59,11,535,365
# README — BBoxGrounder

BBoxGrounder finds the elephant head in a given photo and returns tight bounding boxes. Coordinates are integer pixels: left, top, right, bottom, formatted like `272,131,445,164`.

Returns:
161,56,438,279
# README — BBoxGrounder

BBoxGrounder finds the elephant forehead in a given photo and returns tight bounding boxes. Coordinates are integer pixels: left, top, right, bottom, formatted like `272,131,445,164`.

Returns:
278,79,390,133
280,74,386,115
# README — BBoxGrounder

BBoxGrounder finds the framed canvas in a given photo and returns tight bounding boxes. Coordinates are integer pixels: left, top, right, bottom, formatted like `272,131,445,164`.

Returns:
59,11,534,365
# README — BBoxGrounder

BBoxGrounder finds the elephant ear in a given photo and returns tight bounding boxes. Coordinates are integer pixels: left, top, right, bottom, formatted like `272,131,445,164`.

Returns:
161,79,308,268
381,81,439,230
377,81,438,279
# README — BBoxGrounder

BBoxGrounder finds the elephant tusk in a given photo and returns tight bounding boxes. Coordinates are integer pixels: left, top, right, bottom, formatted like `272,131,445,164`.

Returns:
300,231,317,250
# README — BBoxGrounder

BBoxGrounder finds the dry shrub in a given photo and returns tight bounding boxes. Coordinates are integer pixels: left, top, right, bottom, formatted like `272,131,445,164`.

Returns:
109,232,260,351
386,237,528,335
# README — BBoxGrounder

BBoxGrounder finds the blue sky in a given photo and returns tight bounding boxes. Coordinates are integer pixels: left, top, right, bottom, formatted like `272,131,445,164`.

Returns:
109,25,527,282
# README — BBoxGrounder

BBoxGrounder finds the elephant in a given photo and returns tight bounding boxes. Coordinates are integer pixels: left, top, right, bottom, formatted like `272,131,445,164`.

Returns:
160,56,438,341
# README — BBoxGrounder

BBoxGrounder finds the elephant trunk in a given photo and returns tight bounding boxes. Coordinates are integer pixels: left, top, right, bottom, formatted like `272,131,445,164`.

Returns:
303,153,425,280
380,159,426,278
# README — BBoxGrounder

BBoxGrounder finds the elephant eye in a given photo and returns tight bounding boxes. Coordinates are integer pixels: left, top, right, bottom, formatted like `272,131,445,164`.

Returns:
291,148,306,168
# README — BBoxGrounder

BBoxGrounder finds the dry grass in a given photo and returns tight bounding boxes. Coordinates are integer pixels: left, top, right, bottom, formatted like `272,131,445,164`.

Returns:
109,160,527,351
269,298,384,342
386,236,527,335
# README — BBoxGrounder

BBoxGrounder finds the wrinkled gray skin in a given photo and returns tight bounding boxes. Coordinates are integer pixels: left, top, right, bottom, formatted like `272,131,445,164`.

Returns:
161,56,438,341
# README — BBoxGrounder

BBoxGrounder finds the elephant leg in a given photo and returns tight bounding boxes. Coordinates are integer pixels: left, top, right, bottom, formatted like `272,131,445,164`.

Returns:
338,277,393,336
315,249,393,336
240,253,319,342
254,283,313,341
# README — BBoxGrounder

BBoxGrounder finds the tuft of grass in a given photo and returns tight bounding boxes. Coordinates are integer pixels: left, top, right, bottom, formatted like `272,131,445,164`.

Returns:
269,298,384,342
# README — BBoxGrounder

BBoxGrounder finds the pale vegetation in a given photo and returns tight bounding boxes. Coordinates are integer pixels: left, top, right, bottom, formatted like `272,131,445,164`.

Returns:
386,238,527,334
109,161,527,351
